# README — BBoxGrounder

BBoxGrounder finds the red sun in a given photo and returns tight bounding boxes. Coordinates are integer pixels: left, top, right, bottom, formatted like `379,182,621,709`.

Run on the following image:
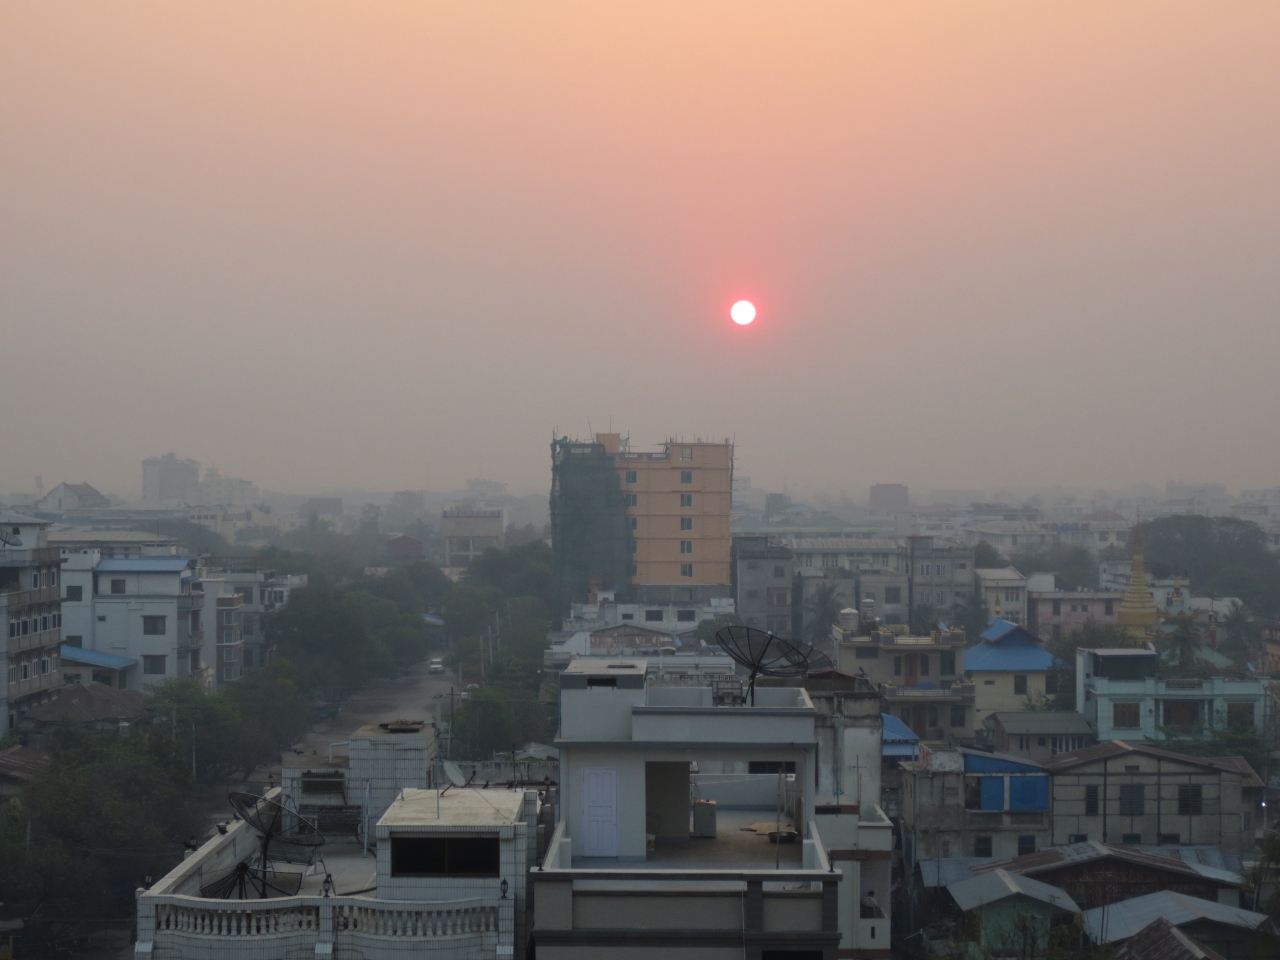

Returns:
730,300,756,325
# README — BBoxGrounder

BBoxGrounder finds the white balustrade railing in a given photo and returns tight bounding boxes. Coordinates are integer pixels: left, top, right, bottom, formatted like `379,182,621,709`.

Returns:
156,903,319,936
334,901,497,937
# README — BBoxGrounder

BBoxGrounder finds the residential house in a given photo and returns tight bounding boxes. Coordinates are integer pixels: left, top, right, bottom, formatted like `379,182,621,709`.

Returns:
384,534,425,560
1083,892,1272,957
907,535,976,618
901,748,1051,861
0,744,49,801
975,568,1029,625
970,841,1241,912
966,619,1058,734
1076,647,1270,742
59,644,136,689
946,869,1080,957
731,535,794,636
199,563,305,669
1,513,64,730
1043,740,1264,853
19,680,147,743
1029,588,1124,641
983,711,1094,762
533,658,894,959
442,505,504,573
833,626,974,743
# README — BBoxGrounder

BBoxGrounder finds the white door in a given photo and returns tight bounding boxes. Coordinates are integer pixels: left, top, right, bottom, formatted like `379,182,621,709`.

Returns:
581,767,618,857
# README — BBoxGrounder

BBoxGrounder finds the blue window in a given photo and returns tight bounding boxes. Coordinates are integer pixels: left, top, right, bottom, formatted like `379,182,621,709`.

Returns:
1009,775,1049,811
980,777,1004,810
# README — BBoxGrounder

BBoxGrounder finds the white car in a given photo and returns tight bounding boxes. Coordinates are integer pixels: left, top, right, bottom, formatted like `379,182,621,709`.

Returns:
428,658,445,674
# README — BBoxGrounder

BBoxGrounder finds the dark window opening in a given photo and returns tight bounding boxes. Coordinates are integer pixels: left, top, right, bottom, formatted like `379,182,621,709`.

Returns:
66,585,83,602
587,677,617,687
1018,835,1036,856
390,836,500,877
973,836,993,857
1119,784,1145,816
111,579,126,594
748,761,796,774
1121,833,1142,844
1085,785,1099,816
1158,833,1181,844
1178,785,1203,816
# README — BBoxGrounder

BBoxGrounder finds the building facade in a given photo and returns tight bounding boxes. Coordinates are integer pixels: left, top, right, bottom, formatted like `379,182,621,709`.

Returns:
441,506,504,573
731,535,794,636
1028,588,1124,641
975,568,1028,625
142,453,201,502
1,514,64,729
966,620,1058,733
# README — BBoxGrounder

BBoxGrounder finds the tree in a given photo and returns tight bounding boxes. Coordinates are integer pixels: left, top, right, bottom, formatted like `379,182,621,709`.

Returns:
1008,543,1097,589
266,586,383,700
805,583,844,644
693,613,745,644
1221,600,1259,663
1044,622,1144,710
950,592,990,644
1138,515,1280,615
1163,614,1202,668
973,541,1005,569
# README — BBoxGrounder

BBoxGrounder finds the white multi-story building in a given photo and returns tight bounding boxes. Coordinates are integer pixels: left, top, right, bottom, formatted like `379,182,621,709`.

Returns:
975,567,1029,625
60,555,210,691
1,513,64,729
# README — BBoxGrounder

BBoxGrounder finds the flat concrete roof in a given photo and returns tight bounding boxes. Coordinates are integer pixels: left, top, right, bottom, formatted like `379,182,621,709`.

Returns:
563,659,647,676
379,787,526,828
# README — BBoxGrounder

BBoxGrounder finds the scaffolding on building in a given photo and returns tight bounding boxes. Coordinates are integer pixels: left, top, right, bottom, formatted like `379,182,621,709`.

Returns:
550,437,632,614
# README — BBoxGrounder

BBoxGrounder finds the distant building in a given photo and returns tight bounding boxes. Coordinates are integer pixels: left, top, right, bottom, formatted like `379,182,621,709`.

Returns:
142,453,201,502
48,527,178,558
731,535,793,636
197,467,259,506
441,505,504,572
869,483,909,513
33,482,110,515
975,567,1028,625
384,534,425,560
982,711,1094,762
1028,587,1124,641
1,513,64,729
599,433,733,600
301,496,343,520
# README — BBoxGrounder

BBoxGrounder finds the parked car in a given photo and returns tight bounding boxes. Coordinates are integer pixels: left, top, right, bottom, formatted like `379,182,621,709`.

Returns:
428,658,445,675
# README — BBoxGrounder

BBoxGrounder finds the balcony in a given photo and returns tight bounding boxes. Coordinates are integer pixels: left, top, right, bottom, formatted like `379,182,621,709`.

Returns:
10,627,61,653
9,668,61,703
0,584,61,610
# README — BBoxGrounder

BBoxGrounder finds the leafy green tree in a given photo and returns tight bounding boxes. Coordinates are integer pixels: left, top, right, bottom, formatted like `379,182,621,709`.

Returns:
1009,543,1097,589
973,541,1005,569
950,592,990,643
1163,614,1202,668
804,583,844,644
450,688,553,760
910,602,940,636
1045,622,1144,710
1221,600,1260,663
1138,515,1280,615
465,541,555,608
443,583,505,640
266,586,381,700
693,612,745,644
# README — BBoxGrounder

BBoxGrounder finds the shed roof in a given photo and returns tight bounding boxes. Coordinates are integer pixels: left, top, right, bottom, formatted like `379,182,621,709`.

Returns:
1112,917,1225,960
919,857,993,888
948,868,1079,913
973,841,1228,885
60,645,138,670
26,681,147,725
989,711,1093,736
0,745,50,783
1082,891,1269,944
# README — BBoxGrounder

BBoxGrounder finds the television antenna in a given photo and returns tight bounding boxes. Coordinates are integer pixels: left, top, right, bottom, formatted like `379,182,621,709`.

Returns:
0,529,22,548
201,793,326,899
713,625,832,705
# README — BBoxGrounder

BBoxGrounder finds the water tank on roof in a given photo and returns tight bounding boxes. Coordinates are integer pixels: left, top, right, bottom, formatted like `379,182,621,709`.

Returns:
838,607,858,630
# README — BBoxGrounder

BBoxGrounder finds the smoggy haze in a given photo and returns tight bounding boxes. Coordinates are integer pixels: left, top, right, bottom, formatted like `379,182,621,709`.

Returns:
2,3,1279,497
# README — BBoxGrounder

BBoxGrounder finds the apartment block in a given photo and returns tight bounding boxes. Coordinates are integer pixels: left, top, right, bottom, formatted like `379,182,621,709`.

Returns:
441,505,504,573
1029,588,1124,641
1,514,64,729
599,433,732,597
731,535,794,636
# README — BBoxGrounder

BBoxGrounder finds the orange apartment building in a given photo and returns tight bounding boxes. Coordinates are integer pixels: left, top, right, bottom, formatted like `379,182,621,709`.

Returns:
594,434,732,593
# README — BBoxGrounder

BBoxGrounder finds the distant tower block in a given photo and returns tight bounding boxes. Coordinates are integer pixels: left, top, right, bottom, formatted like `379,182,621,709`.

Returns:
869,484,909,513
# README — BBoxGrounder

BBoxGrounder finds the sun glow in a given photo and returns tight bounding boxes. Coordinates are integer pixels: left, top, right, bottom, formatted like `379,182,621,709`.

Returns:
730,300,756,325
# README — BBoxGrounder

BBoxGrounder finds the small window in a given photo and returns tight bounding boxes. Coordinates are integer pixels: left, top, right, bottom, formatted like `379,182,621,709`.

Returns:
676,609,696,622
973,836,993,857
919,655,929,676
143,655,167,675
950,706,966,728
1069,834,1088,844
390,837,500,877
1105,599,1114,616
629,517,637,530
1045,672,1059,694
1113,703,1141,729
1052,599,1061,616
111,579,126,594
940,651,956,675
773,565,785,578
679,470,693,484
854,646,880,660
884,587,901,604
1178,785,1203,816
1119,784,1144,816
680,493,693,507
1018,835,1036,856
680,540,693,554
222,647,239,662
680,447,693,460
680,517,693,531
629,540,637,554
1227,702,1254,731
587,677,617,688
1158,832,1181,844
645,609,664,622
65,585,83,602
625,493,638,507
1013,675,1027,696
625,470,638,484
1085,785,1099,816
1121,833,1142,844
893,656,902,676
143,616,167,635
680,563,693,578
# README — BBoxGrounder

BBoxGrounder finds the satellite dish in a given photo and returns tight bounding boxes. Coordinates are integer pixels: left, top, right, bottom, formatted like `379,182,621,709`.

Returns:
0,530,21,548
202,793,325,899
713,625,833,704
442,759,468,788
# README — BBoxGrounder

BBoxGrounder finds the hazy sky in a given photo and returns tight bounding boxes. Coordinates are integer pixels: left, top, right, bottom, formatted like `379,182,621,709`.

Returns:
3,3,1279,499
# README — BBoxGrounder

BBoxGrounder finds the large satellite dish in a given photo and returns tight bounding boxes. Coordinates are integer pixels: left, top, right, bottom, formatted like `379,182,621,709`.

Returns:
0,529,21,547
201,793,325,899
713,625,832,704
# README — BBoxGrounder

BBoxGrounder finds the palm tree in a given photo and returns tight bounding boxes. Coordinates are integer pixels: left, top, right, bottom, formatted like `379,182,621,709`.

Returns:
805,583,844,644
1221,601,1258,664
1164,614,1202,668
951,592,990,644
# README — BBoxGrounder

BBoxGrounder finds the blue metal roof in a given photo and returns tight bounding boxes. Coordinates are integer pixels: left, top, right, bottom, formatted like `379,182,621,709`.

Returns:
967,618,1057,672
60,645,137,670
96,557,193,573
882,712,920,759
882,712,919,742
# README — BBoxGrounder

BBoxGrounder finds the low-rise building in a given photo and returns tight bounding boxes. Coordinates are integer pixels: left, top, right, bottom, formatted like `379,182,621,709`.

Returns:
1028,588,1124,641
34,482,110,515
982,711,1094,763
442,506,504,574
975,568,1028,625
731,535,794,636
834,625,974,743
966,619,1059,733
49,527,178,558
1,513,64,730
1076,647,1270,742
1082,891,1273,954
946,869,1080,957
1043,740,1264,853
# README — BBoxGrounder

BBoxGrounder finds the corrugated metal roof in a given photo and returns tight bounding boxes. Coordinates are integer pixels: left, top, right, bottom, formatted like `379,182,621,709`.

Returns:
60,645,138,670
881,712,918,742
1113,917,1226,960
95,557,194,573
979,618,1020,641
1041,741,1265,787
965,622,1057,672
1082,891,1268,944
989,711,1093,735
973,841,1222,883
948,868,1079,913
920,858,992,888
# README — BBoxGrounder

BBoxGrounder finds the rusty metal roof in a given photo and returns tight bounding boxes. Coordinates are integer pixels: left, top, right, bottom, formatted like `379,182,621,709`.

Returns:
1041,740,1264,786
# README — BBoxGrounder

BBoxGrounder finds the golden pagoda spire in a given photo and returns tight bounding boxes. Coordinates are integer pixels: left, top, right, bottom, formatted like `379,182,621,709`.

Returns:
1116,524,1160,637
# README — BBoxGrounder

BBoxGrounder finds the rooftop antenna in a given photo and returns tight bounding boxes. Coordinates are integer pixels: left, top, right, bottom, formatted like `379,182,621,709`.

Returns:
713,625,832,705
201,793,325,899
